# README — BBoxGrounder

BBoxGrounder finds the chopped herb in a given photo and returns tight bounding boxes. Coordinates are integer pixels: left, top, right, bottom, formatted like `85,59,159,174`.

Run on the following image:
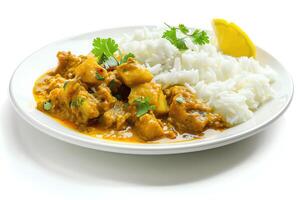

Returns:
120,53,135,64
91,38,118,64
95,71,105,80
43,101,52,111
70,97,85,108
162,23,210,50
176,96,186,104
63,81,69,89
134,97,156,117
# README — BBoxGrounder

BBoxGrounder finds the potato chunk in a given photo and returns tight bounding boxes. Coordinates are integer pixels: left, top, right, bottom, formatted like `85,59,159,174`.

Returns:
166,86,225,133
75,56,107,85
48,80,100,125
100,102,130,130
128,82,169,115
134,114,164,141
55,51,86,78
94,85,116,114
116,58,153,87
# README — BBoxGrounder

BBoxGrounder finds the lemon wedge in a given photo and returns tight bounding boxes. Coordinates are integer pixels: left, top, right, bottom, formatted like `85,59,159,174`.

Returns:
212,18,256,57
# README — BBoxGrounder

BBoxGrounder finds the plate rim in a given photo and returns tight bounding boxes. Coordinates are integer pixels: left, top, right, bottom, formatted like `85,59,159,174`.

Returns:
9,26,294,155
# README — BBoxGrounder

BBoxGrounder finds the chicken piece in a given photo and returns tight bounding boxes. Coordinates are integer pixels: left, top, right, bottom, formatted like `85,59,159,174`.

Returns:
134,113,164,141
128,82,169,115
105,71,122,94
54,51,86,78
33,74,65,100
105,71,130,101
71,89,100,124
45,87,69,117
166,86,225,134
94,85,116,114
75,56,108,85
47,80,100,125
116,58,153,87
34,74,68,114
100,101,131,130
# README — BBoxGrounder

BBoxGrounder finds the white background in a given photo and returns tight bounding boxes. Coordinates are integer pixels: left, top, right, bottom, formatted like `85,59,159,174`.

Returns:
0,0,299,199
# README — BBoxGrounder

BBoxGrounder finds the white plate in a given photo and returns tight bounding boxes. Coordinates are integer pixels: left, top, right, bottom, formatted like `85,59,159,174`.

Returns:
9,26,294,155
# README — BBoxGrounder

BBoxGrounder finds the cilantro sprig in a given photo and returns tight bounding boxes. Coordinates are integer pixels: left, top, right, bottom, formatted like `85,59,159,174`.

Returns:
134,97,156,117
91,37,135,69
162,23,210,50
163,27,188,50
92,38,118,63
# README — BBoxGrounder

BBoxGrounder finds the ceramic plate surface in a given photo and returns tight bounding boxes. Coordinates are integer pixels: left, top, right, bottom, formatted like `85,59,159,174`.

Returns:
9,26,293,155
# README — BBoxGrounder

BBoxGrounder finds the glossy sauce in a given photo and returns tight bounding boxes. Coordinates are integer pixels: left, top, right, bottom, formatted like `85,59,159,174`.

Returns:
52,115,204,144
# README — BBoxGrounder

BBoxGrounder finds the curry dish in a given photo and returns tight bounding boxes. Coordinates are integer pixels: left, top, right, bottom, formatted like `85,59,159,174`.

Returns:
33,51,227,143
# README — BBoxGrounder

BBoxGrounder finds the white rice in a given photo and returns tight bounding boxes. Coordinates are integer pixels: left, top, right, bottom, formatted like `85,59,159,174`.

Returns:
119,28,277,125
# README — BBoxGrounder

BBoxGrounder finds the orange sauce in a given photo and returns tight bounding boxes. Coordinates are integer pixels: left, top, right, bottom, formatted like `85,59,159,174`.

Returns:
51,115,203,144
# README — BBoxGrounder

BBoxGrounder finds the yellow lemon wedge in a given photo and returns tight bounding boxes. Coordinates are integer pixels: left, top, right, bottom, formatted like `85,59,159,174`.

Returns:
212,18,256,58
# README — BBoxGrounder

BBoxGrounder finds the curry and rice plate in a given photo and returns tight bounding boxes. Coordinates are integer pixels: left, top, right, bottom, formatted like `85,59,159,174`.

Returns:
33,22,276,143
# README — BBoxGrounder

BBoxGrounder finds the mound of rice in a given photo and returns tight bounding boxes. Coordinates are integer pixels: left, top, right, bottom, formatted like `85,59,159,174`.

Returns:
119,28,277,125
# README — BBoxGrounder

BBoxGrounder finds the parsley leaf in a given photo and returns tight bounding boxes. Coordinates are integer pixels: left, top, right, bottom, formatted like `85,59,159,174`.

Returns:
134,97,156,117
95,71,105,80
43,101,52,111
176,96,185,104
92,38,118,63
120,53,135,64
162,23,210,50
162,27,188,50
191,29,210,45
178,24,189,34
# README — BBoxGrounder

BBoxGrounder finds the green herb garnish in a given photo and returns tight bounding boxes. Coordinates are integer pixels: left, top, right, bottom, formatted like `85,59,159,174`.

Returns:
178,24,189,34
162,27,188,50
92,38,119,64
63,81,69,89
191,29,210,45
134,97,156,117
163,23,210,50
91,37,135,68
120,53,135,64
43,101,52,111
176,96,185,104
95,71,105,80
70,97,85,108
